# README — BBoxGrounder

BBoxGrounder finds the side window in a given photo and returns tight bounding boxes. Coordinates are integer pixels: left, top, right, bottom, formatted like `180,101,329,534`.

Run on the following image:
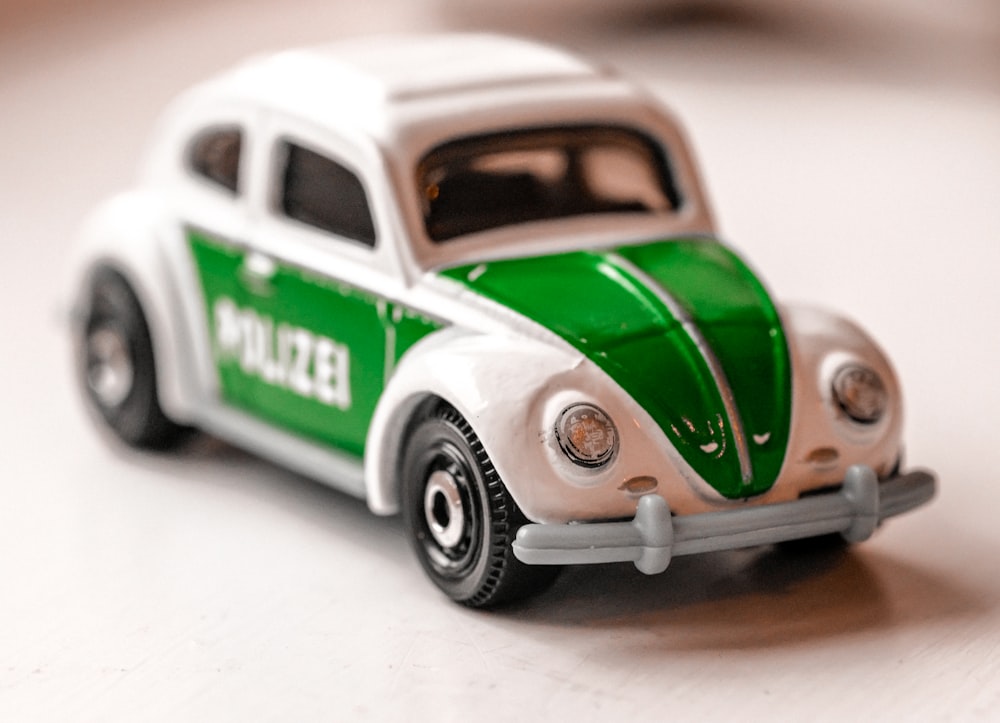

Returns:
188,126,242,193
278,140,377,247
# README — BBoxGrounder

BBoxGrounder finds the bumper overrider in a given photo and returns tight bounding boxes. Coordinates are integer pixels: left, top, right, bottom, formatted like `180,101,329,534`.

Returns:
512,465,936,574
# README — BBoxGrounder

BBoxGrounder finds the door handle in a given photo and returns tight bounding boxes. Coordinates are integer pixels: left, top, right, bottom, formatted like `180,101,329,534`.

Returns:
239,251,277,296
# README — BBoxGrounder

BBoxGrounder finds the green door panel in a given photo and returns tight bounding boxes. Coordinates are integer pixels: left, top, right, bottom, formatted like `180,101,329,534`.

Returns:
188,229,441,457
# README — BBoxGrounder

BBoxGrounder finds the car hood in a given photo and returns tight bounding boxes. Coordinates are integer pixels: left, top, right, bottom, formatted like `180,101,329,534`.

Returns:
439,238,792,499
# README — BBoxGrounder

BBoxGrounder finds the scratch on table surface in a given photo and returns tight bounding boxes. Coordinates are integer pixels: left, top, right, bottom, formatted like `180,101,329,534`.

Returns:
388,633,421,694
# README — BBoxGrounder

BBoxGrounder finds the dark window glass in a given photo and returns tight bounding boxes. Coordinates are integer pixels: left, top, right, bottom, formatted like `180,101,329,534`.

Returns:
417,126,682,242
279,141,376,247
189,126,242,193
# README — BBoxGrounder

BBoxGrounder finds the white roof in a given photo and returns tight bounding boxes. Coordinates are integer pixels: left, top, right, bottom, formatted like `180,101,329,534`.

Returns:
196,34,626,142
146,34,715,274
297,34,601,101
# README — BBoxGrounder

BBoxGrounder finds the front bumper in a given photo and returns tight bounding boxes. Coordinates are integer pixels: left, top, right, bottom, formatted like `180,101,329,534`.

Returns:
512,465,936,574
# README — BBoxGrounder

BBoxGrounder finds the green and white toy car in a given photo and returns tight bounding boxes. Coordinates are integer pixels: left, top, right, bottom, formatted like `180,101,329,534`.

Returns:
70,34,935,607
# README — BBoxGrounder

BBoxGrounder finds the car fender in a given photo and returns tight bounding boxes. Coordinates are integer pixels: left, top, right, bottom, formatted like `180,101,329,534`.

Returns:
779,303,904,490
68,190,201,424
363,322,718,524
364,326,583,517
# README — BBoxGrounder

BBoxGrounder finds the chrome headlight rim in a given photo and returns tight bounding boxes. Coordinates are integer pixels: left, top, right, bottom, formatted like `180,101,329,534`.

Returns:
554,401,620,469
831,363,889,425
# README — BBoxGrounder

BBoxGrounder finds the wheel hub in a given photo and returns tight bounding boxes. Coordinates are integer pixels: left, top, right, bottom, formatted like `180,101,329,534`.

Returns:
86,326,134,408
424,468,466,549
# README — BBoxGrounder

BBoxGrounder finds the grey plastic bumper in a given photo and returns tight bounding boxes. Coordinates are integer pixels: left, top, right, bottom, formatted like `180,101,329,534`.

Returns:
512,465,936,574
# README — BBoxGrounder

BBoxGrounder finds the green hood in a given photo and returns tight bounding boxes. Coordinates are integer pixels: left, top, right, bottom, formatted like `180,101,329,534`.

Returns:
439,238,792,499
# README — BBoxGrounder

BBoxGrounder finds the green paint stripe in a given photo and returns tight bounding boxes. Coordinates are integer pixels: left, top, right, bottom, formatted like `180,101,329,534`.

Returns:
615,240,791,491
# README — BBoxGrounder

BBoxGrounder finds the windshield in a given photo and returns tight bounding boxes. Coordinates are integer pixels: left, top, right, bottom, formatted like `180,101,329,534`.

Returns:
416,126,682,242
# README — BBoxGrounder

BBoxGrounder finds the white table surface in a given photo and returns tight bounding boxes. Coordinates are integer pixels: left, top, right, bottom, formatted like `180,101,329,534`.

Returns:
2,1,998,720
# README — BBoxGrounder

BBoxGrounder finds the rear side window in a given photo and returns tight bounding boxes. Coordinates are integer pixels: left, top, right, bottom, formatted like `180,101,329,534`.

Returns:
188,126,242,193
278,141,376,247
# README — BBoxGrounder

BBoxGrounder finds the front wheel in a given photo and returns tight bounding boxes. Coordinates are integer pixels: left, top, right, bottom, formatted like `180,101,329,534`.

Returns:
401,404,559,608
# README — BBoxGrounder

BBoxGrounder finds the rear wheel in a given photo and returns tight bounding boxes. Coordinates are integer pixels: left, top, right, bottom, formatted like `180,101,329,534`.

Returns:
78,267,189,450
401,403,559,607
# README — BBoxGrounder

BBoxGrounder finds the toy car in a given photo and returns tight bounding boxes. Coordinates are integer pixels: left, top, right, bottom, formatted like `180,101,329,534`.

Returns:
70,34,936,607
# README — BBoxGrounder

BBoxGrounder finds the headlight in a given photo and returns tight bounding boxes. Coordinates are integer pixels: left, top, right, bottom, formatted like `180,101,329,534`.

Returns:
832,364,888,424
555,402,619,468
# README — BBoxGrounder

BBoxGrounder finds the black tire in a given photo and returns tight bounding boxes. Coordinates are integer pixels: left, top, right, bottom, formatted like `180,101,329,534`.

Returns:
77,267,189,450
401,403,560,608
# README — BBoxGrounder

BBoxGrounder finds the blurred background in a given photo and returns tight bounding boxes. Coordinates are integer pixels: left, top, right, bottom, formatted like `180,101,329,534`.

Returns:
1,1,998,720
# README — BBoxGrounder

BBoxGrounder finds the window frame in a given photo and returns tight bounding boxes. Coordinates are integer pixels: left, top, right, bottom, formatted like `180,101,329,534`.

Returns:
272,136,379,249
185,124,245,195
415,124,684,243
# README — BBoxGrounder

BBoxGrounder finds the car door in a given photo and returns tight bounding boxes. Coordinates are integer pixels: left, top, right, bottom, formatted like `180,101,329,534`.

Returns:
190,119,437,458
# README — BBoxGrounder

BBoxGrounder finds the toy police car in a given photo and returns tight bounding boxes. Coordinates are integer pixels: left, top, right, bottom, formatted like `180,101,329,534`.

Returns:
70,34,935,607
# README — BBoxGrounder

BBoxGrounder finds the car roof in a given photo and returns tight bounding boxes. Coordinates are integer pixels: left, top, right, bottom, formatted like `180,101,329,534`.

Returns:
146,34,716,251
194,34,627,142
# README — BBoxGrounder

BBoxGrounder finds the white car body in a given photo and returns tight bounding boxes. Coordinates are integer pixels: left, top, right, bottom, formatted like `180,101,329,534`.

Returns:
69,34,934,606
